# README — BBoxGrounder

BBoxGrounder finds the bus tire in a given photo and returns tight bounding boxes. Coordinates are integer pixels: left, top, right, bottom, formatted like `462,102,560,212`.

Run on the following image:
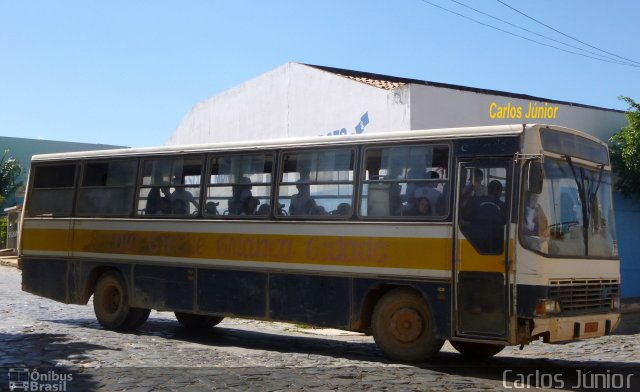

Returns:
450,340,505,359
372,288,444,363
93,271,142,330
122,308,151,330
175,312,224,329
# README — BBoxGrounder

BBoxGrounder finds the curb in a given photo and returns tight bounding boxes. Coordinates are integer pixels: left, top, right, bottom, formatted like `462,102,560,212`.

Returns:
0,256,18,268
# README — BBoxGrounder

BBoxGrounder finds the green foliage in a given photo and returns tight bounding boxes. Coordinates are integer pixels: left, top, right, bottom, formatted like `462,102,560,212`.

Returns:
0,217,6,248
0,149,23,205
610,97,640,200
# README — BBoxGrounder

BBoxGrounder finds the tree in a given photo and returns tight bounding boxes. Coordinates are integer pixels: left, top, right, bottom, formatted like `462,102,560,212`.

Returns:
609,96,640,201
0,149,23,207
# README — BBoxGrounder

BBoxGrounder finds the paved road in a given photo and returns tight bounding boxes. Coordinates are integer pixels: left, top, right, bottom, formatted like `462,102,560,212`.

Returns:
1,265,638,391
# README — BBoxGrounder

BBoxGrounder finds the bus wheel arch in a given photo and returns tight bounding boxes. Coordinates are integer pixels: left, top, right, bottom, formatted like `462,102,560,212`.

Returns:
92,270,149,330
371,287,444,363
83,266,117,303
355,284,392,332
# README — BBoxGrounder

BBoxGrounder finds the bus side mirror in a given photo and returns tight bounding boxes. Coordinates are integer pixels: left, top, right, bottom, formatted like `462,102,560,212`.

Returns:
528,161,543,194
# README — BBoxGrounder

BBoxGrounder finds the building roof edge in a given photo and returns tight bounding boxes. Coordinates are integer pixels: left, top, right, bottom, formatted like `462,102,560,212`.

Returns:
303,64,625,114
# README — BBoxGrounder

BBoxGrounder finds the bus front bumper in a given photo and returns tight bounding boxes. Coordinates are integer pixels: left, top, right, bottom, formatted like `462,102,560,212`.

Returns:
530,313,620,343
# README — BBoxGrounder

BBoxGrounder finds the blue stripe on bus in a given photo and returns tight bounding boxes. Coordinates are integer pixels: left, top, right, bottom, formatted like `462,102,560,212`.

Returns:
21,257,452,336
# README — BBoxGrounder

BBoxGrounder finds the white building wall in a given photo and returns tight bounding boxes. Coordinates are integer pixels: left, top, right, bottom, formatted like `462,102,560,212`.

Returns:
286,65,411,137
167,65,291,145
409,85,627,141
167,63,411,145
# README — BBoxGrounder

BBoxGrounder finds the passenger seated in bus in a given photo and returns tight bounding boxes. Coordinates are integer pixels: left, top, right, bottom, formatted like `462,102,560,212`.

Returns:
241,195,260,215
145,186,170,214
413,171,445,216
335,202,351,216
228,176,253,215
256,203,270,216
205,201,219,215
157,197,172,215
406,193,432,217
289,181,316,215
310,205,327,215
462,180,505,253
171,187,199,213
522,191,549,252
171,199,189,215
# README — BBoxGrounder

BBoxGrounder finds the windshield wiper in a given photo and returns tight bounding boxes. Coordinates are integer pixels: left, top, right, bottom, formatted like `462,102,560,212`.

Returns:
565,156,589,255
564,156,605,256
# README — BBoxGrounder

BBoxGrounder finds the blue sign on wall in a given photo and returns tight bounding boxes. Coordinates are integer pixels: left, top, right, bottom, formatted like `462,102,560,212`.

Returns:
325,112,370,136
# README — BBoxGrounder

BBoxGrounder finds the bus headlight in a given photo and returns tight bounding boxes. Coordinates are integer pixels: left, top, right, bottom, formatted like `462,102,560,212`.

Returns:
535,299,561,316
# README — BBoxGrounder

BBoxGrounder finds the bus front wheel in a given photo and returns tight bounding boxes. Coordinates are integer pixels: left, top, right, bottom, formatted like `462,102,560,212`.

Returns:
372,288,444,363
93,271,150,330
450,340,505,359
175,312,224,329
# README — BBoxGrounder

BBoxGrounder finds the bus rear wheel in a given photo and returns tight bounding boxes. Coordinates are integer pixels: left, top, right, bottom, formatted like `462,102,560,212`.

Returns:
450,340,505,359
93,271,149,330
175,312,224,329
372,288,444,363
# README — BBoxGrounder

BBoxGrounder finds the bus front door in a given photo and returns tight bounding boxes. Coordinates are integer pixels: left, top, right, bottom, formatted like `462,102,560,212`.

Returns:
454,159,512,340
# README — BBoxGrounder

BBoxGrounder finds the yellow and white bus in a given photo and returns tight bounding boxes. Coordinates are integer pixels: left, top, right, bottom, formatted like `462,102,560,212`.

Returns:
19,124,620,362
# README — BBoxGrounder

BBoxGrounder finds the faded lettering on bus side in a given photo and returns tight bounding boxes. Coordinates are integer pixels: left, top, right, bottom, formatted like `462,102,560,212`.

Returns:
305,237,389,265
214,234,294,261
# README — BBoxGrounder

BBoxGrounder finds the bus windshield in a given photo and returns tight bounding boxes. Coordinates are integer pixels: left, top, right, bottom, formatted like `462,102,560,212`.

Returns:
521,157,617,258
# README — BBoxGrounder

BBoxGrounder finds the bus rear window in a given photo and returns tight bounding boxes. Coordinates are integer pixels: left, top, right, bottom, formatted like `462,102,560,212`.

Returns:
33,164,76,188
28,163,78,217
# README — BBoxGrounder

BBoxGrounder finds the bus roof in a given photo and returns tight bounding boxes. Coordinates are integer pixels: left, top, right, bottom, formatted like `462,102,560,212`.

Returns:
31,124,535,161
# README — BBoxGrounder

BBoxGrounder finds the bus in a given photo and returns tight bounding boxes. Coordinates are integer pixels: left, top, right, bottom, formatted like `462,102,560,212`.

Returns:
19,124,620,362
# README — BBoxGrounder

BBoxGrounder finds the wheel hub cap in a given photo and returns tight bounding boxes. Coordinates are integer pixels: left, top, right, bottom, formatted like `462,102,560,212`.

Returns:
389,306,424,343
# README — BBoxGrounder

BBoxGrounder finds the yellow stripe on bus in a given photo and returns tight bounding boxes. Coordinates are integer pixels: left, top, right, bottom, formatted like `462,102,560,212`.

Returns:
457,239,514,273
21,228,71,253
23,228,453,271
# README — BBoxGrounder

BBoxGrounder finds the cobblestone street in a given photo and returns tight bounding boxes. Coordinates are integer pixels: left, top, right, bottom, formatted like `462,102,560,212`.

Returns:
1,265,638,391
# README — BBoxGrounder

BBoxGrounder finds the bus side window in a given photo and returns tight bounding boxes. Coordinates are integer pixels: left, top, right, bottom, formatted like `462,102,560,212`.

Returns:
77,160,138,217
276,149,354,218
137,157,203,217
27,163,78,217
206,153,273,218
360,145,449,218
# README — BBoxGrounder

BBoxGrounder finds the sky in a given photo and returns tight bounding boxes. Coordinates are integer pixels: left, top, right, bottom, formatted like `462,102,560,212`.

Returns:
1,0,639,147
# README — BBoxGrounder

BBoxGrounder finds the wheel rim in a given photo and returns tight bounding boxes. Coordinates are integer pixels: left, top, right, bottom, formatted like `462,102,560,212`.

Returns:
389,306,424,343
102,285,121,315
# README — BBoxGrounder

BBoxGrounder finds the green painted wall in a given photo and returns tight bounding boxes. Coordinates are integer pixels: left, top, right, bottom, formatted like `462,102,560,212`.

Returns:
1,136,126,209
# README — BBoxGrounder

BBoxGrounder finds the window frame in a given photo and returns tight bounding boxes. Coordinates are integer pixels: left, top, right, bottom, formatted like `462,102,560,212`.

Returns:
134,154,206,218
357,142,452,221
27,161,80,218
275,146,358,220
75,158,140,218
203,151,276,219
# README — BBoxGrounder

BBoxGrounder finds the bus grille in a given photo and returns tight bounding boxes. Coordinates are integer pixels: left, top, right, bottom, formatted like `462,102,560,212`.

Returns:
549,279,619,314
